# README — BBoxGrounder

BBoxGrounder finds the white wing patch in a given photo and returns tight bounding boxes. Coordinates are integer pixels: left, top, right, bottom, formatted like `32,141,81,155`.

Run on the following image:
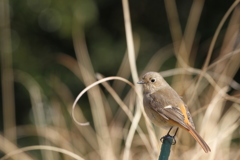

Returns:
164,105,172,109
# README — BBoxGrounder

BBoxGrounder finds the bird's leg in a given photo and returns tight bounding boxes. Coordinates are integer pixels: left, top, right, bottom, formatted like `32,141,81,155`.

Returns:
172,127,179,145
160,127,179,145
173,127,179,137
167,127,173,134
160,127,173,143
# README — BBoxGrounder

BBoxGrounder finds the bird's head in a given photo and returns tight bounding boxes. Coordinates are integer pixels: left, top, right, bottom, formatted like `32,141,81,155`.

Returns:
137,72,168,93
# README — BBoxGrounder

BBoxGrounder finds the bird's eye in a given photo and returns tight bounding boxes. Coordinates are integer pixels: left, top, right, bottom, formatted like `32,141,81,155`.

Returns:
150,78,156,83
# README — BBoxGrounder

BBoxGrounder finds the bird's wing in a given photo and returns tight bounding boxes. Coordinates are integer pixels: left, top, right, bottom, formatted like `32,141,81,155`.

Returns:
185,104,195,129
148,89,192,130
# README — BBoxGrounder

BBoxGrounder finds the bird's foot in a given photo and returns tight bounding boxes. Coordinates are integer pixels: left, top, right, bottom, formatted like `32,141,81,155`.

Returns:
160,127,179,145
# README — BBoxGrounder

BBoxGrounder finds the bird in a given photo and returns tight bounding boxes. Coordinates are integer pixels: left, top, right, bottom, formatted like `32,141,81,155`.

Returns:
137,71,211,153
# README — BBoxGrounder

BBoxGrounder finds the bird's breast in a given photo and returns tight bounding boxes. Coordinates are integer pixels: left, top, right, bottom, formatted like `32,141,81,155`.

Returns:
144,105,172,129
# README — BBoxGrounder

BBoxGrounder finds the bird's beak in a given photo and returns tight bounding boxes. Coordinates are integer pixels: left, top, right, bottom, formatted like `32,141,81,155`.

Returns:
137,81,145,84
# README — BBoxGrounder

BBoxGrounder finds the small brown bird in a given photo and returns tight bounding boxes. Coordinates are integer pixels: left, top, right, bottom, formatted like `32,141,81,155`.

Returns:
137,72,211,153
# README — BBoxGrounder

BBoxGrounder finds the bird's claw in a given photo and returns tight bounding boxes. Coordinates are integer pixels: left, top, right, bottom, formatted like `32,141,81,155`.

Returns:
160,127,178,145
160,134,177,145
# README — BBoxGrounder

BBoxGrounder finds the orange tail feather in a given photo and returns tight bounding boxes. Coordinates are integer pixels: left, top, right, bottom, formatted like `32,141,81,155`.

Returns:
187,124,211,153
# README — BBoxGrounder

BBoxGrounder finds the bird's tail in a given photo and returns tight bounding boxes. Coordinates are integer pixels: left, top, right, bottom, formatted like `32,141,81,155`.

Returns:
187,124,211,153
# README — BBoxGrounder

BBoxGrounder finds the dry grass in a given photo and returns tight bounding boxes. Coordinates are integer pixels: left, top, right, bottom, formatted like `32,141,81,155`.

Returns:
1,0,240,160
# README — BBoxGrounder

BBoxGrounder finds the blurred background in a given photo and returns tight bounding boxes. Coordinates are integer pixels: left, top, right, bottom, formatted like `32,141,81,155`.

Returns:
0,0,240,159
